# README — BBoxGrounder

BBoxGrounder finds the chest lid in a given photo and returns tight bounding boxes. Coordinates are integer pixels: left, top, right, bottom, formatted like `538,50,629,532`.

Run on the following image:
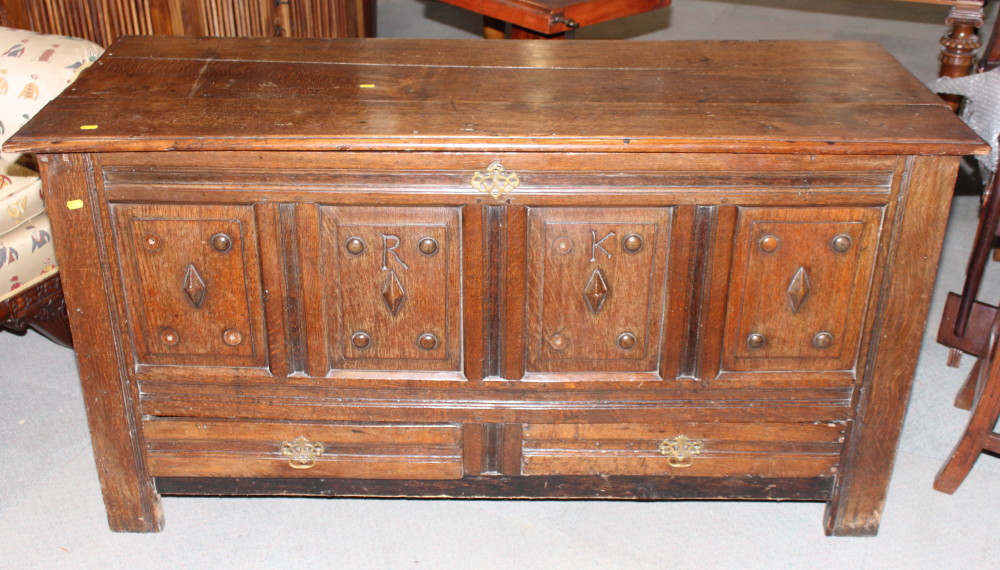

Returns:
4,37,986,156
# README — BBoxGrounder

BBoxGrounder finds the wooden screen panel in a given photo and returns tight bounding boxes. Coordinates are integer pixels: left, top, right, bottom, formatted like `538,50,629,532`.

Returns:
522,422,844,478
722,207,883,374
525,207,671,375
320,206,462,373
0,0,368,47
113,203,267,368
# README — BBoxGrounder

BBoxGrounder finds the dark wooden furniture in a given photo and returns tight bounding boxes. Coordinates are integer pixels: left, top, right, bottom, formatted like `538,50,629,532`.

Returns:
934,310,1000,492
897,0,986,107
935,164,1000,492
4,37,984,536
932,14,1000,493
935,159,1000,459
0,274,72,346
0,0,372,46
437,0,670,39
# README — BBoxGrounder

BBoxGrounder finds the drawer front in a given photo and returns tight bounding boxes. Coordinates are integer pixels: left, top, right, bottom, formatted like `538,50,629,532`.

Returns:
143,419,464,479
113,204,267,368
525,207,671,374
521,422,844,478
722,207,882,373
320,206,462,372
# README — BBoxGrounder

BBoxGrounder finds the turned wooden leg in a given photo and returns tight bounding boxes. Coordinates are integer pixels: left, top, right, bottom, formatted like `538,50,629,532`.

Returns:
939,3,985,110
935,337,1000,493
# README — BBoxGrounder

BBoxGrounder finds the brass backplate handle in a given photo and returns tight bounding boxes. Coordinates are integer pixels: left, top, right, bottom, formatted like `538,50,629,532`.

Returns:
471,161,520,200
280,436,324,469
658,435,704,468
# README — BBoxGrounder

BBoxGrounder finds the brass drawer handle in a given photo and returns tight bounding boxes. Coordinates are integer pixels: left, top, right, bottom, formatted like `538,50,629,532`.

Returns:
658,435,703,468
280,436,324,469
471,161,519,200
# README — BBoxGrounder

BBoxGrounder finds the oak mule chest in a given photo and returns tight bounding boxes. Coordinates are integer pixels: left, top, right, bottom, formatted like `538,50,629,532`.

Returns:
5,37,985,535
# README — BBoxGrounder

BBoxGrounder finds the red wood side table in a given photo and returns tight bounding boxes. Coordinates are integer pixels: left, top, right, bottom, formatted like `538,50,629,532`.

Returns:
437,0,671,39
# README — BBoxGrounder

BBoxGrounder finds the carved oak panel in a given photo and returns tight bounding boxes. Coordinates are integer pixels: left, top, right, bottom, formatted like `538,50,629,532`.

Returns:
722,207,883,374
525,207,671,375
113,204,266,368
321,206,461,372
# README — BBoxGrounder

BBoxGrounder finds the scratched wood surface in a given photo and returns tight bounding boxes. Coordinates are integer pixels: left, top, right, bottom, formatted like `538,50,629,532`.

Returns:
5,38,984,155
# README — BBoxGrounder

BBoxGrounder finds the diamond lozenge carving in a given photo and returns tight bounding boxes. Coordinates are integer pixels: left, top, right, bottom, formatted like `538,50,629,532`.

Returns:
583,268,609,314
786,266,810,313
381,269,406,316
181,264,207,308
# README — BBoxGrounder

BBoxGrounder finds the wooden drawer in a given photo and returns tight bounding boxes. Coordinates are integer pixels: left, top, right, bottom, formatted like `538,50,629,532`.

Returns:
521,422,845,478
143,419,464,479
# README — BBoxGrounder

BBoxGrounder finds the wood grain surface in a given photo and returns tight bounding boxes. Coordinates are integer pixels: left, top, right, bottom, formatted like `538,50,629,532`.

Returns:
5,38,985,156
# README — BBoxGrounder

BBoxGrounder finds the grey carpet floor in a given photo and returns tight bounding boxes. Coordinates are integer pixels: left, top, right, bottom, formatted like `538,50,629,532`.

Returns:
2,1,999,567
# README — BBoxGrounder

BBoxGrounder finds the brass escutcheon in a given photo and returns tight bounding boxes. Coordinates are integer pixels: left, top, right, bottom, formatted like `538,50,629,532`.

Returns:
471,161,520,200
280,436,324,469
658,435,704,468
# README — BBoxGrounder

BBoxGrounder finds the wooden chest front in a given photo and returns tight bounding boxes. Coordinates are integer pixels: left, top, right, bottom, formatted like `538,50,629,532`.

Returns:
5,37,985,536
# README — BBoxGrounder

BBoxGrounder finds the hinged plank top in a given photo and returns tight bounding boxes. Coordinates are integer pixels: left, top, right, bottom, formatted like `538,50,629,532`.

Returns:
4,37,986,155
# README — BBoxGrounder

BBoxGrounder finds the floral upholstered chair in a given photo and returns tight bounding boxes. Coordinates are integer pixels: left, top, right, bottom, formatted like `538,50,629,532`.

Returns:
0,27,103,346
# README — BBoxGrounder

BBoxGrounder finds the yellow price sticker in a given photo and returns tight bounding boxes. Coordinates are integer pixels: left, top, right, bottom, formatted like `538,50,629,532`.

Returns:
66,199,84,210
